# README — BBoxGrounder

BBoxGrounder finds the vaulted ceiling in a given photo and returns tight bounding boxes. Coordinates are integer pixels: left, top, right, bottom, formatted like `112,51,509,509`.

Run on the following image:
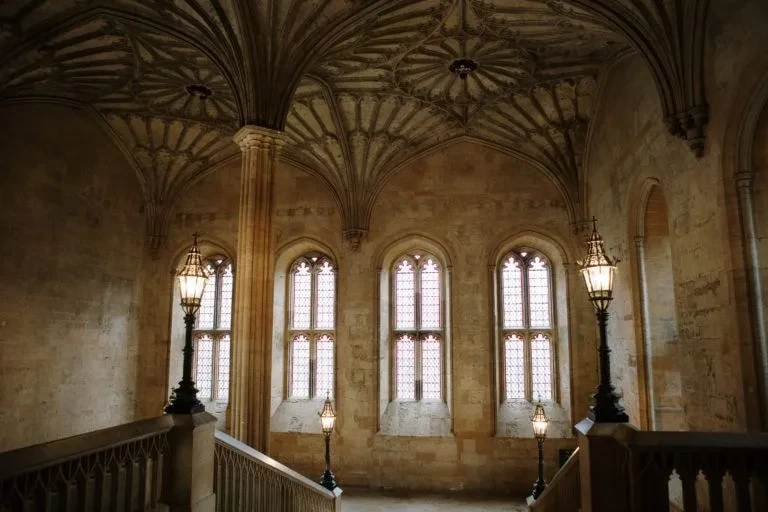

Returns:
0,0,709,250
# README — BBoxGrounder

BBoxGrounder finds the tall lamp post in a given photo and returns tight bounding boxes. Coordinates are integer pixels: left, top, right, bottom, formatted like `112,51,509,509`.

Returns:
165,233,209,415
319,394,337,491
579,218,629,423
531,400,550,500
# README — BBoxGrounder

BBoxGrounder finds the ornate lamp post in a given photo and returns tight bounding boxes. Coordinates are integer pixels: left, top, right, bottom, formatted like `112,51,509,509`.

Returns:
579,218,629,423
165,233,209,414
319,394,338,491
531,400,550,500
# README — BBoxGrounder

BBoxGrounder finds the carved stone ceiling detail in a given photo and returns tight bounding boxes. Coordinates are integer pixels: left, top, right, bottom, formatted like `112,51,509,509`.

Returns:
0,0,710,250
287,0,625,241
0,1,242,252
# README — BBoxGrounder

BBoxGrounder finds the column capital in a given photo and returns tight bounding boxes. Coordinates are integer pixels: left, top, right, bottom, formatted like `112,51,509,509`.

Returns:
233,125,285,151
735,169,755,189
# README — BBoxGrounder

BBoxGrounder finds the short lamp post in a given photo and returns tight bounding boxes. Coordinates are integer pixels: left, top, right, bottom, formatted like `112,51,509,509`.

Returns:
165,233,208,415
531,400,549,500
579,218,629,423
319,394,337,491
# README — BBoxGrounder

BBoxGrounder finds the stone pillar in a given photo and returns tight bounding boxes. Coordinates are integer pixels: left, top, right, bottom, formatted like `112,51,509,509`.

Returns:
735,170,768,429
161,412,217,512
230,126,284,451
634,236,657,430
576,418,636,512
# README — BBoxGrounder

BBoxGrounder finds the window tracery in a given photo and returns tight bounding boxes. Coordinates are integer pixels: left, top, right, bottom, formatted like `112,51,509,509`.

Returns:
392,252,444,401
193,256,233,402
499,250,555,401
288,255,336,399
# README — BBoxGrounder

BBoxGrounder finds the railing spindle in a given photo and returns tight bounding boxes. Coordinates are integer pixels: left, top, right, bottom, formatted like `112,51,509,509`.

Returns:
705,466,726,512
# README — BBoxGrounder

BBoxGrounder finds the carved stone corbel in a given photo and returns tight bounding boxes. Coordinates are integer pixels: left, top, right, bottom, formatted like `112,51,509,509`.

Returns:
343,228,368,252
565,0,710,157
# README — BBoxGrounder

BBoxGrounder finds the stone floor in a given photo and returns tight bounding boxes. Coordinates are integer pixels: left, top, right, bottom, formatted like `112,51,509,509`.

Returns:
341,488,528,511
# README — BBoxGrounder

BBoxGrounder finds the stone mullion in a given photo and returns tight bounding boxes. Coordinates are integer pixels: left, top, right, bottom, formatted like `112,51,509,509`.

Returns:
522,260,532,401
231,126,284,452
415,265,422,401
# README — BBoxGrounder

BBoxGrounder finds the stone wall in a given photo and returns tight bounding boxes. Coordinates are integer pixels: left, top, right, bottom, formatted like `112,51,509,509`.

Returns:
0,104,146,451
153,142,586,492
584,0,768,432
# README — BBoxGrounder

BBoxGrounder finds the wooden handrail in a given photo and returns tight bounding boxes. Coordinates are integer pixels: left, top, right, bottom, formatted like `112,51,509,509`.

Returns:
529,447,580,512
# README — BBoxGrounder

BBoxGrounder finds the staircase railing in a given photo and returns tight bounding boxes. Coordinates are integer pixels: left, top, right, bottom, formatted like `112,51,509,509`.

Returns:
625,430,768,511
214,431,341,512
0,416,173,512
528,447,580,512
572,419,768,512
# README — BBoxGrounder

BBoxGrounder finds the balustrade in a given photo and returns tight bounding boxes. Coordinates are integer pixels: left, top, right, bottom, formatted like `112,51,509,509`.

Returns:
528,447,581,512
214,431,341,512
0,416,173,512
626,430,768,512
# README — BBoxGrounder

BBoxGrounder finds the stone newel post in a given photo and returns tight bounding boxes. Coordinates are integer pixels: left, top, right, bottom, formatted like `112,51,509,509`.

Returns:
230,126,284,451
162,412,217,512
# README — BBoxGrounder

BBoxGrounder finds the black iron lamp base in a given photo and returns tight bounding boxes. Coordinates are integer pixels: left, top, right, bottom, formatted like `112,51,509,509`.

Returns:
320,470,337,491
588,381,629,423
531,478,547,500
588,403,629,423
165,387,205,415
589,309,630,424
165,313,206,415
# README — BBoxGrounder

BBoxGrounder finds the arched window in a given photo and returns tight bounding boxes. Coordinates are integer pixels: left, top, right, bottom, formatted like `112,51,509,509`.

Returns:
499,250,554,401
194,256,233,403
392,252,444,401
288,255,336,399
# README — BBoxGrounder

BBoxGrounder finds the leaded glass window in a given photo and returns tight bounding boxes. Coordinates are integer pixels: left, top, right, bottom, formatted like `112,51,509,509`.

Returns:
499,250,554,401
392,252,444,401
288,255,336,399
193,256,233,402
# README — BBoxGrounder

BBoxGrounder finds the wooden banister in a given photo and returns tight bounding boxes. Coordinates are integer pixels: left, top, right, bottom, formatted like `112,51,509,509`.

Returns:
529,447,581,512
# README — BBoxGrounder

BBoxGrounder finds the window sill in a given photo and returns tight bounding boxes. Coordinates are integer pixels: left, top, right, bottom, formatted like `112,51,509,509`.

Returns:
391,399,445,404
379,400,451,437
283,397,330,403
270,399,326,434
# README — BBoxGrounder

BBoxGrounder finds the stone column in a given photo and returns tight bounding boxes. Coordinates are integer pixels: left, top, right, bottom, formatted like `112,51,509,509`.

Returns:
735,170,768,429
634,235,657,430
161,412,217,512
230,126,284,451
